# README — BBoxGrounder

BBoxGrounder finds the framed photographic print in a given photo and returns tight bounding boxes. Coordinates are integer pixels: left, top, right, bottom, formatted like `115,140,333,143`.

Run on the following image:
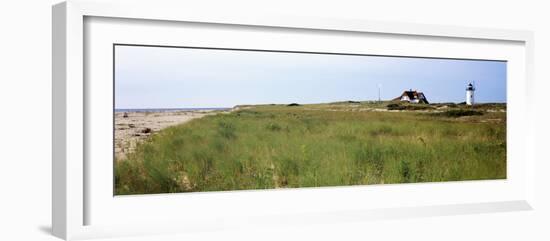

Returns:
52,0,535,240
113,44,508,195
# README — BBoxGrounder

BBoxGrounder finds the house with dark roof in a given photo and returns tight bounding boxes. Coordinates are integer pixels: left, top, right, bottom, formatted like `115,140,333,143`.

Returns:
393,89,429,104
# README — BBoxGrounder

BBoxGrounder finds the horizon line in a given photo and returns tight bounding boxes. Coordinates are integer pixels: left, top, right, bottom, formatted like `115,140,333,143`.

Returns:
115,100,507,110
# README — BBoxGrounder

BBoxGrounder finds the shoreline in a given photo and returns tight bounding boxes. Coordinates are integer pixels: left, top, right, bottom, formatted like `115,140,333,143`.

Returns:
115,107,231,113
114,109,229,161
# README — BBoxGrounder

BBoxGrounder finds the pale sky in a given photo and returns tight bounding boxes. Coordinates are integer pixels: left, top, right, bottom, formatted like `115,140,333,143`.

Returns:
115,45,506,109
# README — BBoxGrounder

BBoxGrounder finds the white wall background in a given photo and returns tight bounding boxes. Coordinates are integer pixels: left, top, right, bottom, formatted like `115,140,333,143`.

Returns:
0,0,548,240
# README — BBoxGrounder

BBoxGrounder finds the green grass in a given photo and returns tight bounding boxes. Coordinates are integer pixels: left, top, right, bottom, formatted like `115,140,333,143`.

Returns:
115,103,506,195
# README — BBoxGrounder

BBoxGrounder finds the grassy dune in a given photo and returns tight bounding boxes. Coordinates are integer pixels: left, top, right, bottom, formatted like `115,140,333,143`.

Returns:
115,102,506,195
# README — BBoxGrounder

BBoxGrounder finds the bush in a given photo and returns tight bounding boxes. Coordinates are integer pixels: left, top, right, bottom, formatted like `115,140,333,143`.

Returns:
433,102,456,106
386,103,405,110
386,103,433,111
287,103,301,106
438,109,483,117
404,105,433,110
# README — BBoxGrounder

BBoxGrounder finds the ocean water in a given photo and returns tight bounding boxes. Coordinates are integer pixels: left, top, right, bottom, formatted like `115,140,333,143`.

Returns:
115,107,231,113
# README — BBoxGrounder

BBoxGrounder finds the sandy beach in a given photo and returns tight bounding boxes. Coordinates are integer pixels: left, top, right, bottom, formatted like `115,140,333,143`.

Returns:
114,110,228,160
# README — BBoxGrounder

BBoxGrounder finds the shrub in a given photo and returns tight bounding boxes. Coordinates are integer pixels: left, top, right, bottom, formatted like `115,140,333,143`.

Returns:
403,105,433,110
386,103,405,110
287,103,301,106
437,109,483,117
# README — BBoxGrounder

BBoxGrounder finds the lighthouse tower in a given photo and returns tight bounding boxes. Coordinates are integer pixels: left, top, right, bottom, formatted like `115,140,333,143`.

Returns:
466,82,475,105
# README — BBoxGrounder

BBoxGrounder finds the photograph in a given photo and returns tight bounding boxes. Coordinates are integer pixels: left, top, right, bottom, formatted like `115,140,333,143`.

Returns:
113,44,507,195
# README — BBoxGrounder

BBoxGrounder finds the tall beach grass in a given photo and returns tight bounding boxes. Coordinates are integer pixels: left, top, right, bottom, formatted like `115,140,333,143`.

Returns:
115,103,506,195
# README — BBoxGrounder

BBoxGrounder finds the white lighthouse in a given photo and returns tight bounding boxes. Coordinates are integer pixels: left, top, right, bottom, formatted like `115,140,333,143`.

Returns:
466,82,475,105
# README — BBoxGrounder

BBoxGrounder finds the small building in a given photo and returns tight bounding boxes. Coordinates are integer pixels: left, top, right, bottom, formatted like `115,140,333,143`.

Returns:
393,89,429,104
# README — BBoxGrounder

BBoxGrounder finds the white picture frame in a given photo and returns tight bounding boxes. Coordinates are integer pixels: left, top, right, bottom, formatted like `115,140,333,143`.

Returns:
52,1,535,240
